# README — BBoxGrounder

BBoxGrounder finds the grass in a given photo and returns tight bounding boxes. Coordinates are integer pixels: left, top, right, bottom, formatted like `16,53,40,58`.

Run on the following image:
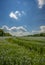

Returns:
0,37,45,65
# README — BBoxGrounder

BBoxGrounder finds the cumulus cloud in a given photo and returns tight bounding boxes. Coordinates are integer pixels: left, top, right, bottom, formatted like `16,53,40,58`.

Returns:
38,0,45,8
9,12,18,20
32,25,45,34
9,11,26,20
40,26,45,32
1,25,30,36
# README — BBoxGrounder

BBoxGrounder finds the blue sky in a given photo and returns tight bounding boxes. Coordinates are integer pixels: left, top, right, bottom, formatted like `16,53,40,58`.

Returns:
0,0,45,36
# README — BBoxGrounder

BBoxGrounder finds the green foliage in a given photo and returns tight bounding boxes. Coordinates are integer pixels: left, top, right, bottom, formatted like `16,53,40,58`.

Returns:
27,33,45,37
0,37,45,65
4,33,12,36
0,29,4,36
33,33,45,37
0,29,11,36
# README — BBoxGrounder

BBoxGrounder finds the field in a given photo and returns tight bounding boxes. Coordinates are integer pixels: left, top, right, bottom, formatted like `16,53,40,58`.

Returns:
0,37,45,65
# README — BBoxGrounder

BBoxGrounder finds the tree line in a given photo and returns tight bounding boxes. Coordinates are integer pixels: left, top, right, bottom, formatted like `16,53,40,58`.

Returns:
0,29,11,36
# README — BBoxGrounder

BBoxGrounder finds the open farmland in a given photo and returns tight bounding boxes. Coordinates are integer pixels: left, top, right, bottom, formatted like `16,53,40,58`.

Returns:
0,37,45,65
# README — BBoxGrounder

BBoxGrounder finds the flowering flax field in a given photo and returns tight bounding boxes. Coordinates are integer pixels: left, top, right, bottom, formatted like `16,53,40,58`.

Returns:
0,37,45,65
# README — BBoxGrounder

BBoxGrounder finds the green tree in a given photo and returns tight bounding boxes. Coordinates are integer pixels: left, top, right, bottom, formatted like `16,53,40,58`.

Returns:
0,29,4,36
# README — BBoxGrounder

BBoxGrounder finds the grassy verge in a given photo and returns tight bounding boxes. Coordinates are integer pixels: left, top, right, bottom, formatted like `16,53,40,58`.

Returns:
0,37,45,65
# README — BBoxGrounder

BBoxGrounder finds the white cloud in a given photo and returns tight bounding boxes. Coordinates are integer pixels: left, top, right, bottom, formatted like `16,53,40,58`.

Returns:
40,26,45,32
9,12,18,20
15,11,22,17
1,25,30,36
32,30,40,34
2,25,9,30
9,11,26,20
32,25,45,34
38,0,45,8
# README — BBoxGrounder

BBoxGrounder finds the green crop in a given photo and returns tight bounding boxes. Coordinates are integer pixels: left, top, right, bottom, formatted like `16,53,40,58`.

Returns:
0,37,45,65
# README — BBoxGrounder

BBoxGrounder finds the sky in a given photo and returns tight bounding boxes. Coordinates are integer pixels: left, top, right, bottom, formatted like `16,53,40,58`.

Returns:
0,0,45,36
